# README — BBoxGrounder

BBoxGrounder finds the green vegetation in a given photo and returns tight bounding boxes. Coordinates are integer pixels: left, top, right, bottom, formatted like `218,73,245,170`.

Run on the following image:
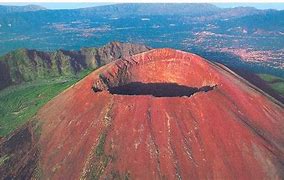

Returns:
95,132,108,157
0,155,10,166
0,69,92,137
258,74,284,96
88,131,112,180
0,48,87,88
32,165,43,180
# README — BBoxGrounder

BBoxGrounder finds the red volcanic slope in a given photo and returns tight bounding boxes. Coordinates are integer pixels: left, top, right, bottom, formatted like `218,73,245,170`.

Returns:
37,49,284,179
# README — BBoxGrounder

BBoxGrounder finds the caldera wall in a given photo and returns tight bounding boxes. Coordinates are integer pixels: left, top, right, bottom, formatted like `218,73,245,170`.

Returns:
93,49,219,95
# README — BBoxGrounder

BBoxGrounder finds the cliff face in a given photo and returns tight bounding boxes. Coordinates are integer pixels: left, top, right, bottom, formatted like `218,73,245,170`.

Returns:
82,41,152,68
36,49,284,179
0,60,11,89
0,42,150,90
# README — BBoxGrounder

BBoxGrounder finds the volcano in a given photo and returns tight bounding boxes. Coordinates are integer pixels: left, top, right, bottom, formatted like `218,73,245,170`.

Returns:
36,49,283,179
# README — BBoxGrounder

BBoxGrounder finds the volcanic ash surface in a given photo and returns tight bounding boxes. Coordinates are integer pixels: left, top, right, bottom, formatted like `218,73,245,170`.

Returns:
37,48,284,179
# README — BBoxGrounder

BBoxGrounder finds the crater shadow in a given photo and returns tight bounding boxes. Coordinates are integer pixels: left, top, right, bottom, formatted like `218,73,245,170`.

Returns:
93,82,216,97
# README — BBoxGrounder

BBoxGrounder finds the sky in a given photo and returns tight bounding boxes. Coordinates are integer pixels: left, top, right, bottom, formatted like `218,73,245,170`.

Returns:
0,3,284,10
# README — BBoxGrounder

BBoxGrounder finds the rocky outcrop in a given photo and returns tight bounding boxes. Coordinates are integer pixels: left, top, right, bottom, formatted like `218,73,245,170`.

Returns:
81,41,152,68
0,42,150,90
0,60,11,90
35,49,284,179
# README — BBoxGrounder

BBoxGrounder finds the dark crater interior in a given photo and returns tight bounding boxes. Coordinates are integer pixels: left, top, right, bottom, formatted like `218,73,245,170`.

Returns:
93,82,217,97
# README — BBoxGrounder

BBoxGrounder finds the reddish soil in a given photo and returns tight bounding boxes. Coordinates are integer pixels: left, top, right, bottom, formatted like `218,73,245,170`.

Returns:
37,48,284,179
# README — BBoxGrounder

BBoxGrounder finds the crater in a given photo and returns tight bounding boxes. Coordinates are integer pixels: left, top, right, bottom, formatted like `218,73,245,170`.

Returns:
92,50,219,98
93,82,216,97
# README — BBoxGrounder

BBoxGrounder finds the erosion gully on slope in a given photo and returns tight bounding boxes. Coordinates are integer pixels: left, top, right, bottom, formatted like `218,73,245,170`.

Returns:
93,82,217,97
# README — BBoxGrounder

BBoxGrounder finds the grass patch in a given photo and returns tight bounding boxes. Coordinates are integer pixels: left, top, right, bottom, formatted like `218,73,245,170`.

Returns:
0,69,92,137
0,155,10,166
84,131,113,180
95,132,107,157
258,73,284,96
90,132,112,180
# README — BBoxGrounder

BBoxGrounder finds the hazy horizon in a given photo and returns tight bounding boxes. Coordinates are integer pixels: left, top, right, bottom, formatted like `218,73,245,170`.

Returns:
1,3,284,10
